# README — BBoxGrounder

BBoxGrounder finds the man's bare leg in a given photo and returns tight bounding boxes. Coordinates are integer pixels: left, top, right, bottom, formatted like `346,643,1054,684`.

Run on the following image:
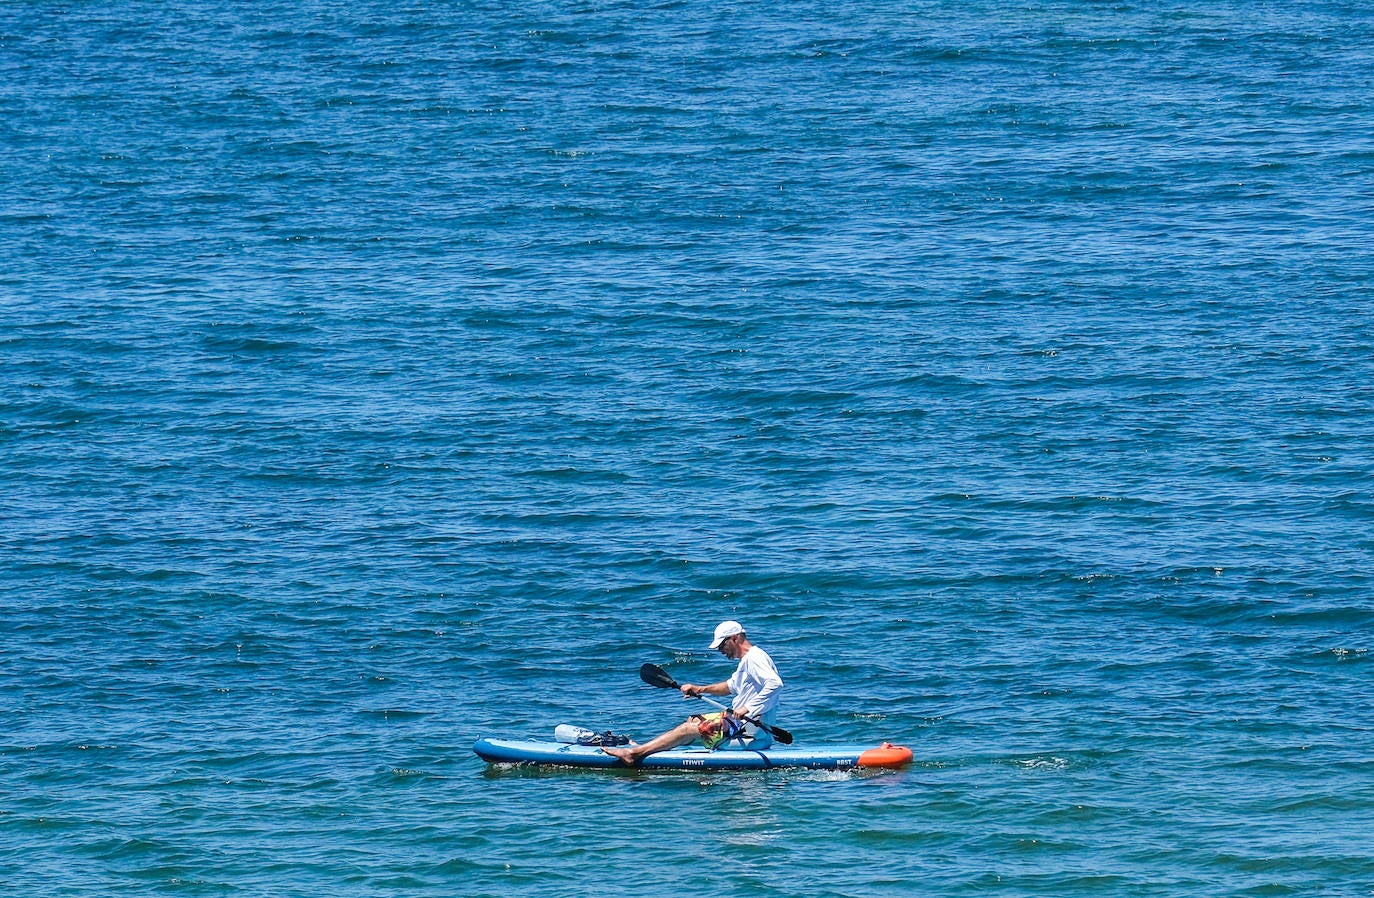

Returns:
602,718,699,766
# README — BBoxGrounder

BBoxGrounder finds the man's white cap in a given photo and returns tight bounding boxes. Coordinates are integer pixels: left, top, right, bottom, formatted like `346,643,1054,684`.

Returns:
709,620,744,649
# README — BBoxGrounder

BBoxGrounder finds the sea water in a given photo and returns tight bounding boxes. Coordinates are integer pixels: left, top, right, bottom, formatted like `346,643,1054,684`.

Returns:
2,1,1372,895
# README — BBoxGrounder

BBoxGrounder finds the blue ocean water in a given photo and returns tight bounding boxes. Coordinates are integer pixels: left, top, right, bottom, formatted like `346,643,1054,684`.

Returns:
3,1,1372,895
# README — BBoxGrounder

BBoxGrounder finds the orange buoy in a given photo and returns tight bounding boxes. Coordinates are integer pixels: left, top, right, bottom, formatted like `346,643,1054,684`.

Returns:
856,743,914,768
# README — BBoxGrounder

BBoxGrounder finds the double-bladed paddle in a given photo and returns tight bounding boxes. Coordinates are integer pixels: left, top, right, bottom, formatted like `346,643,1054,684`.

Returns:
639,662,794,745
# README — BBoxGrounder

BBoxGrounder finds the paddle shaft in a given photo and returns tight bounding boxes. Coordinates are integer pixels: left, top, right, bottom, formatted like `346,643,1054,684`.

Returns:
690,689,740,717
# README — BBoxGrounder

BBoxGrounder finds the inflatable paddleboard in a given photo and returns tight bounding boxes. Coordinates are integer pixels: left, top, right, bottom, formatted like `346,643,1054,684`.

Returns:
473,737,913,770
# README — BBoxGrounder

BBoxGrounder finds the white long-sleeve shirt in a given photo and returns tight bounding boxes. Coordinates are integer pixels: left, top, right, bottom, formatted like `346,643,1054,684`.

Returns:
727,645,784,722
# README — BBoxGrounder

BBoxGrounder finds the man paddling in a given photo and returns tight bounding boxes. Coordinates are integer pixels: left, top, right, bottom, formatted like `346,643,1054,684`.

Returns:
604,620,784,766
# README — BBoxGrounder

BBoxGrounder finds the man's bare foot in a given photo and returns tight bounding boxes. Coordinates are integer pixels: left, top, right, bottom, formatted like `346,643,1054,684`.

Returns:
602,746,639,765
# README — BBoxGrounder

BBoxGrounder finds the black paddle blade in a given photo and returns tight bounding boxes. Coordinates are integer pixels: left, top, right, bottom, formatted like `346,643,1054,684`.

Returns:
770,725,794,745
640,663,679,690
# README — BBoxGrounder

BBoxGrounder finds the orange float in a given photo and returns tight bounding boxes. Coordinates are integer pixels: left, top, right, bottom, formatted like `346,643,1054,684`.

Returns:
856,743,915,768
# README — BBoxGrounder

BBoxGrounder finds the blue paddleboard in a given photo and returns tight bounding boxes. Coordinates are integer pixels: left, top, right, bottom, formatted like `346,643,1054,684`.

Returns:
473,737,913,770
